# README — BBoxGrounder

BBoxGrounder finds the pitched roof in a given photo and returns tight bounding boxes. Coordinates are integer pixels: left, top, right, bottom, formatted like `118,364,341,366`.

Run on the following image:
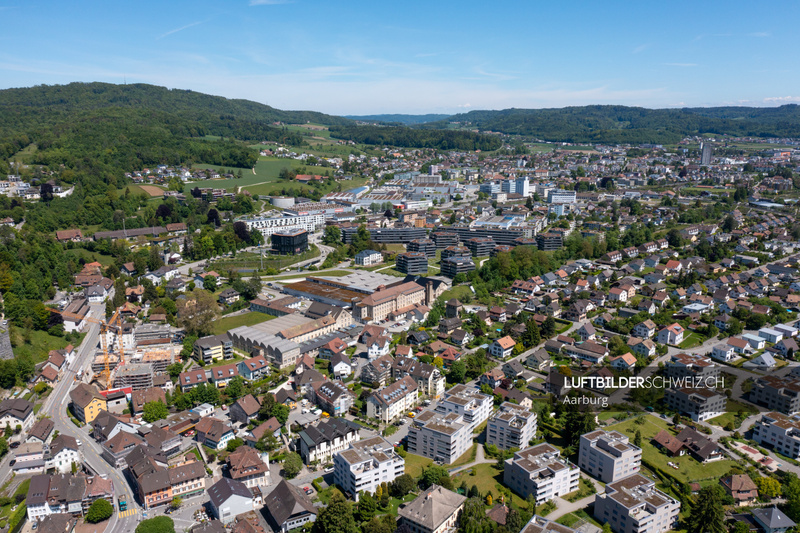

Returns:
264,479,317,526
398,485,467,531
208,477,253,508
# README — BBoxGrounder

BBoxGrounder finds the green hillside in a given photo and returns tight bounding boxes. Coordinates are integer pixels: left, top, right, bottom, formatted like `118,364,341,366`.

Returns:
426,104,800,144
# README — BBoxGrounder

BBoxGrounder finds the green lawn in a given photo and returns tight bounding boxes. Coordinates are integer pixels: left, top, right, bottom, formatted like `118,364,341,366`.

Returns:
209,245,321,272
385,493,418,516
606,416,738,484
188,158,332,192
678,332,704,349
404,453,433,478
706,399,759,429
557,510,603,528
450,444,478,468
438,285,474,304
12,330,79,364
63,248,115,266
452,463,529,510
210,311,275,335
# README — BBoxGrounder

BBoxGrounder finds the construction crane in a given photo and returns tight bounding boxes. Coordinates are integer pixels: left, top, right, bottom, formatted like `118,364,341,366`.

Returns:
47,307,126,387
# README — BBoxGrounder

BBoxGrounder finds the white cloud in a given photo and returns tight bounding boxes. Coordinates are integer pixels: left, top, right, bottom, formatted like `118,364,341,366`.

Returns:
764,96,800,103
157,21,204,40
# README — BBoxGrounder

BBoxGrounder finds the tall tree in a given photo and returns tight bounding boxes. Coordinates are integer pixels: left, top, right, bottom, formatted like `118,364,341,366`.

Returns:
313,490,359,533
687,485,726,533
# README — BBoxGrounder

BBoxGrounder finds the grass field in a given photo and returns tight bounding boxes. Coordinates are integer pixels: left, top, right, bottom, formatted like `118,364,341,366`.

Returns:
209,246,320,272
557,510,602,528
11,330,81,364
210,311,275,335
450,444,478,468
706,399,759,429
606,415,737,483
64,248,115,266
138,185,166,197
452,463,528,509
678,331,704,349
404,453,433,478
438,285,474,304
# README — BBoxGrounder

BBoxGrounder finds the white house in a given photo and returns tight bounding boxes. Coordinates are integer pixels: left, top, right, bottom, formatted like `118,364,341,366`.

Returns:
489,336,516,359
367,337,391,359
742,334,767,350
711,344,734,363
759,328,784,344
657,324,684,346
207,478,254,525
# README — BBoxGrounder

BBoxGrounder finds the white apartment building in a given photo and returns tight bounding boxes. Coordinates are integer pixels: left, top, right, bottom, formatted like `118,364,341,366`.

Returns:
504,444,579,504
243,213,325,238
366,376,418,424
752,411,800,459
663,388,726,422
594,474,680,533
333,436,404,501
434,384,493,433
578,430,642,483
406,410,473,464
487,402,538,450
297,418,362,465
547,189,577,204
45,436,83,475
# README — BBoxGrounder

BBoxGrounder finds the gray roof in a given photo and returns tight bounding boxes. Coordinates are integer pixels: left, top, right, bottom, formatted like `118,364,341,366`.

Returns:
27,474,50,506
399,485,466,530
264,479,317,527
298,418,361,448
753,507,796,529
208,477,252,508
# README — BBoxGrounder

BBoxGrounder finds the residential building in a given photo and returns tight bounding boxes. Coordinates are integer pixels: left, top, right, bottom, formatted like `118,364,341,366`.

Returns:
720,474,758,506
312,380,355,416
441,256,476,279
594,474,680,533
227,446,270,490
752,412,800,458
333,436,404,500
68,384,106,424
578,430,642,483
355,250,383,267
664,388,726,422
398,485,467,533
663,353,720,383
406,410,473,464
752,507,796,533
656,323,684,345
396,252,428,275
361,354,394,387
366,376,418,424
487,402,538,450
752,376,800,414
45,435,82,475
392,357,446,398
230,395,261,425
353,281,427,323
207,478,255,526
435,384,493,432
297,418,362,465
503,444,579,504
195,417,235,451
489,336,516,359
263,480,317,533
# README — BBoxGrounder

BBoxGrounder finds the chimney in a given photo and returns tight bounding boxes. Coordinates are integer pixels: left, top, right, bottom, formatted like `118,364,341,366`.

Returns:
425,281,434,306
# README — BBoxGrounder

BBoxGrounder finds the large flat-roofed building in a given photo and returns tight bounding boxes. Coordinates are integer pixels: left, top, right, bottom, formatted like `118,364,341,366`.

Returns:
504,444,579,504
664,388,726,422
407,410,473,464
594,474,680,533
441,246,470,260
487,402,537,450
537,233,563,251
441,257,475,279
432,232,459,249
228,327,300,369
465,237,495,257
193,334,233,364
578,430,642,483
271,230,309,255
398,485,466,533
353,281,427,323
112,363,154,391
342,226,427,244
243,214,324,238
752,375,800,414
333,436,404,501
547,190,576,204
434,384,493,433
445,226,525,246
752,411,800,459
407,239,436,259
397,252,428,275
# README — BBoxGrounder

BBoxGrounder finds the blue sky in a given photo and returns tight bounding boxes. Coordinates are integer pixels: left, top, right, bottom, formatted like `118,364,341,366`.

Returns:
0,1,798,115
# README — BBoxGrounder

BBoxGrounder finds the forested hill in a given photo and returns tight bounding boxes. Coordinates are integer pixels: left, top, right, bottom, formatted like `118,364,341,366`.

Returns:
425,104,800,144
0,82,350,181
344,114,452,125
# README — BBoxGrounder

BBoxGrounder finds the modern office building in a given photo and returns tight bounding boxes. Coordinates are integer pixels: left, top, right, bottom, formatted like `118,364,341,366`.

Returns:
465,237,495,257
504,444,579,504
578,430,642,483
333,436,404,500
396,252,429,275
487,402,538,450
547,190,576,204
594,474,680,533
441,257,476,279
271,230,309,255
408,239,437,259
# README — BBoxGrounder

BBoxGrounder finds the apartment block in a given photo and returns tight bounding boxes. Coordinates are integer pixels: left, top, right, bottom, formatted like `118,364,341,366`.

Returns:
465,237,495,257
441,256,476,279
503,444,579,504
664,388,726,422
663,353,720,383
297,418,361,465
752,411,800,459
752,375,800,414
578,430,642,483
594,474,680,533
366,376,418,423
406,410,473,464
333,436,404,500
396,252,429,275
487,402,538,450
407,239,437,259
434,384,493,432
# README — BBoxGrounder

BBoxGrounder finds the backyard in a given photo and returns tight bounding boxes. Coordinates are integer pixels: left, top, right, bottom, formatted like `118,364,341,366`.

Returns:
404,453,433,478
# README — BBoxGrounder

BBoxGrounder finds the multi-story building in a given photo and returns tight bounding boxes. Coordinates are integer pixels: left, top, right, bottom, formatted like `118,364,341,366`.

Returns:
311,380,354,417
398,485,466,533
441,245,471,260
353,281,426,323
504,444,579,504
355,250,383,266
227,446,270,490
391,357,446,398
663,353,720,383
487,402,538,450
465,237,495,257
434,384,493,432
366,376,418,423
432,232,459,249
333,436,404,500
536,233,563,251
26,473,114,523
441,257,475,279
271,229,309,255
45,435,82,474
407,410,473,464
664,388,726,422
68,384,106,424
341,226,428,244
193,333,233,364
264,480,318,533
361,354,394,387
547,190,576,204
752,375,800,414
0,398,33,433
752,411,800,458
297,418,361,465
408,239,436,259
243,214,324,238
578,430,642,483
594,474,680,533
396,252,428,275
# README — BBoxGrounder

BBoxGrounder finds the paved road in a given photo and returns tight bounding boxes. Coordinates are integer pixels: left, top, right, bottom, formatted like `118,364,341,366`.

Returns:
39,302,140,533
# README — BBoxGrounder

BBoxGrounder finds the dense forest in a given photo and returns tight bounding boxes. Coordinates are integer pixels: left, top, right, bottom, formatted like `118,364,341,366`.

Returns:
328,125,502,150
0,82,352,180
426,104,800,143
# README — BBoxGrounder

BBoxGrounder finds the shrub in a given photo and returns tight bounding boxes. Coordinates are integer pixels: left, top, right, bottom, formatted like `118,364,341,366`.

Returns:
86,498,114,523
0,497,11,507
